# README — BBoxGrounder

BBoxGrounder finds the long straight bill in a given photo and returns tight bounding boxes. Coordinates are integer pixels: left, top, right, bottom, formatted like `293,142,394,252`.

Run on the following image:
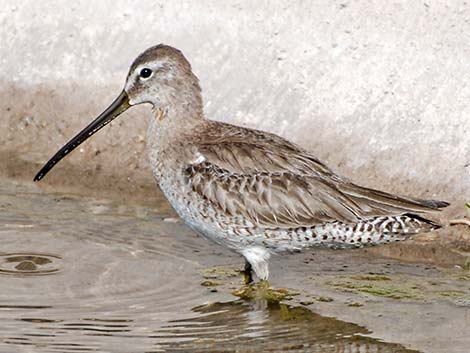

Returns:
34,90,130,182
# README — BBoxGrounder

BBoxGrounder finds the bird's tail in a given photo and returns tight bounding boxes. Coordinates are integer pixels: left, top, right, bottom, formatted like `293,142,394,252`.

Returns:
339,182,449,216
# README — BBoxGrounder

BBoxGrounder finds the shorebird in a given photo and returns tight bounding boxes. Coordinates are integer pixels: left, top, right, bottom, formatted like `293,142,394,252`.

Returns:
34,44,449,283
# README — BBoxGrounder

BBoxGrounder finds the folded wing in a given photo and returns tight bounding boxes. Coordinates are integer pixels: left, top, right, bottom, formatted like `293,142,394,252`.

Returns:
185,123,448,229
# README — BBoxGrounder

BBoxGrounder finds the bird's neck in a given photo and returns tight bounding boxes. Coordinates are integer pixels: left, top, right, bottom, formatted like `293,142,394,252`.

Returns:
146,89,207,180
150,96,205,138
151,74,205,132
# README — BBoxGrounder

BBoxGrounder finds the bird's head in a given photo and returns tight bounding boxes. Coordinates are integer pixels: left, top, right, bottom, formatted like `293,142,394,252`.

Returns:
34,44,202,182
125,44,201,108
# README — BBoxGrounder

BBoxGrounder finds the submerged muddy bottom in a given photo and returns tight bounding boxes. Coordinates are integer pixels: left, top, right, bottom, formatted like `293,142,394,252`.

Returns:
0,180,467,352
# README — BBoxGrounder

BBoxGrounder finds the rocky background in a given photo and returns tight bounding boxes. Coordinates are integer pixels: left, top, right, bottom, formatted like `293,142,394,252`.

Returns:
1,1,469,220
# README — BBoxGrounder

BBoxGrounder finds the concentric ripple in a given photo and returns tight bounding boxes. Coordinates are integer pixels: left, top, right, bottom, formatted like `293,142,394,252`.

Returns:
0,180,418,352
0,253,62,276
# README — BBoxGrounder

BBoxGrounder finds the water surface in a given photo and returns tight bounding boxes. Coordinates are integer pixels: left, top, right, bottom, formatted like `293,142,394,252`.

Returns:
0,180,418,352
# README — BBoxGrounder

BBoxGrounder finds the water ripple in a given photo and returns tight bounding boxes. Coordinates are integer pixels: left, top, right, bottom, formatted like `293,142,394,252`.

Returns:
0,253,63,276
0,180,418,352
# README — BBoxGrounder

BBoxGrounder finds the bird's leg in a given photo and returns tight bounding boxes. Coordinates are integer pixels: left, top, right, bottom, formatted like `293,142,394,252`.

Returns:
243,259,253,285
241,247,271,283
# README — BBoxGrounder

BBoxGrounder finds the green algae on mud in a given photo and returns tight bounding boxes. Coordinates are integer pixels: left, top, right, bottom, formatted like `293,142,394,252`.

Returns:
200,280,220,287
350,274,391,281
315,296,334,302
323,270,470,304
326,273,424,300
201,266,302,303
201,261,470,307
232,281,300,303
300,295,334,306
328,280,422,300
202,266,240,280
437,290,466,298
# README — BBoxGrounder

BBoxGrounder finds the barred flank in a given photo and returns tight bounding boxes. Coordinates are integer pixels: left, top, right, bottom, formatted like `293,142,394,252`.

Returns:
310,213,440,248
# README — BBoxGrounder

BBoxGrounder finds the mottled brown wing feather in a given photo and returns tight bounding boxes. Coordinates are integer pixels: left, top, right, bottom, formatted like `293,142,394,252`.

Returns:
185,163,364,228
186,122,448,229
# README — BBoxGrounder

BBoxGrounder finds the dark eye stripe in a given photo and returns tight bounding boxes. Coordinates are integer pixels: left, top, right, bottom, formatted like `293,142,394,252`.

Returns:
140,68,152,78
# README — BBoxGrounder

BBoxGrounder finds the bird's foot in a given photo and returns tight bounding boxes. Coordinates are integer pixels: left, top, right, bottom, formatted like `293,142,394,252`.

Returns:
241,259,254,285
243,271,253,285
241,268,253,285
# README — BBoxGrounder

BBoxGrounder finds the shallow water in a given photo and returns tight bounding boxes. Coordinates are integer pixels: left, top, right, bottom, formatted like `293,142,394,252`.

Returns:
0,180,418,352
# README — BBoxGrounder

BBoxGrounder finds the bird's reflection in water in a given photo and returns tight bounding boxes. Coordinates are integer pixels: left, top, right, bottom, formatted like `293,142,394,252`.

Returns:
0,295,419,352
153,299,417,353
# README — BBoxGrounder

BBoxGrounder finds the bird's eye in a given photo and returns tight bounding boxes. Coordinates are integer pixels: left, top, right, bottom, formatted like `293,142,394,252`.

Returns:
140,68,153,79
